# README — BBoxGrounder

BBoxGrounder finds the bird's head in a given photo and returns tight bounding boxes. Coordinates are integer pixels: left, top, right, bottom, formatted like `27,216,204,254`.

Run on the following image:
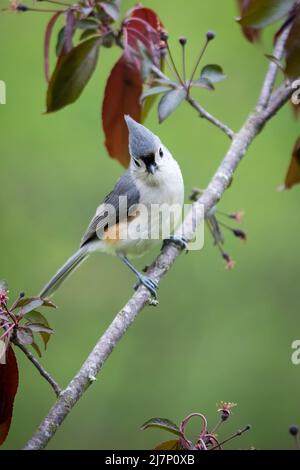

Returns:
125,115,171,182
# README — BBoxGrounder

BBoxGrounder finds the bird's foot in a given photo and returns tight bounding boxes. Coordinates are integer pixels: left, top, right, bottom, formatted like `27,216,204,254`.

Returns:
162,235,188,251
134,274,158,299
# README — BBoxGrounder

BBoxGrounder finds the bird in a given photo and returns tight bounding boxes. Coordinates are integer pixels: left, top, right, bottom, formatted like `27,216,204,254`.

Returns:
39,116,185,300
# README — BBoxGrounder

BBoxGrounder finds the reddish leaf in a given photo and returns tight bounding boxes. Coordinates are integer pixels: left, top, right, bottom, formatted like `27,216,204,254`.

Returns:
124,6,164,67
44,11,63,82
237,0,261,42
284,137,300,189
102,56,142,167
0,346,19,445
238,0,295,28
102,6,164,166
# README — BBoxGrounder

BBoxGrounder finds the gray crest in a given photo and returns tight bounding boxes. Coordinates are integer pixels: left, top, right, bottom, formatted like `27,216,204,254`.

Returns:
125,115,160,159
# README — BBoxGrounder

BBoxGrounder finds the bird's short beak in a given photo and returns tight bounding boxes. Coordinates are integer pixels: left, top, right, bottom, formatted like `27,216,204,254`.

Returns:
147,163,158,175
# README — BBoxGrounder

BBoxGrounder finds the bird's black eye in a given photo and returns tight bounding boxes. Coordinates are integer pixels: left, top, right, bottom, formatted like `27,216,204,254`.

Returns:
159,148,164,158
133,158,141,167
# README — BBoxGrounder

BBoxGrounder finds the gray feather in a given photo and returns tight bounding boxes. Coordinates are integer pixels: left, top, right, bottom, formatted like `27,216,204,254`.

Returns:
125,115,159,160
39,247,88,298
80,170,140,247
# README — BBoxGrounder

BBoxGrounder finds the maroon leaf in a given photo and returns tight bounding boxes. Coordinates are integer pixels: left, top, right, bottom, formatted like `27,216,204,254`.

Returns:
44,11,63,82
124,5,164,68
283,136,300,189
238,0,296,28
16,327,34,345
237,0,261,42
101,5,164,165
102,56,142,167
102,6,164,166
0,346,19,446
285,10,300,78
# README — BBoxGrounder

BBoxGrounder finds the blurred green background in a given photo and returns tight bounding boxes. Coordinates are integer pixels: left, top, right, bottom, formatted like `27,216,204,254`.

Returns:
1,0,300,450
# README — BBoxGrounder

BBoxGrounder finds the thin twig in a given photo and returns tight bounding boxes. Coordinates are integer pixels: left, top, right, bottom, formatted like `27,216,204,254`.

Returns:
165,40,185,86
14,340,62,398
209,425,251,450
186,96,235,139
45,0,72,6
188,37,210,91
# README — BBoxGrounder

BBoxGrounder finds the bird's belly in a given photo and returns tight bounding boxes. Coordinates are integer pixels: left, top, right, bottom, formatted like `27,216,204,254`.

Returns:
94,201,180,257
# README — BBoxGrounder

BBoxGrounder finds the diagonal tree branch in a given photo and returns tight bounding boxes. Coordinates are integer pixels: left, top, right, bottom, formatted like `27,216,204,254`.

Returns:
256,24,292,112
23,31,295,450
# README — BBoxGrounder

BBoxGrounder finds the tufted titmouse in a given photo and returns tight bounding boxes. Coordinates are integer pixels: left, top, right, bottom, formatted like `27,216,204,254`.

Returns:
39,116,184,299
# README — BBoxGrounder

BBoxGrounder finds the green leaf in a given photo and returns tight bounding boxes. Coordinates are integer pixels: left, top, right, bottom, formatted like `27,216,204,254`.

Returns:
141,86,171,101
42,299,57,309
192,77,215,90
154,439,181,450
25,311,49,328
40,332,51,350
77,18,100,30
141,418,182,437
158,88,186,123
200,64,226,83
55,27,65,57
238,0,296,28
31,342,42,358
80,30,99,41
47,36,102,112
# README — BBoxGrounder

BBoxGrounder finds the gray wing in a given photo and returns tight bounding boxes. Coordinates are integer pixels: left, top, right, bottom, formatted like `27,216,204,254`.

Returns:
80,170,140,247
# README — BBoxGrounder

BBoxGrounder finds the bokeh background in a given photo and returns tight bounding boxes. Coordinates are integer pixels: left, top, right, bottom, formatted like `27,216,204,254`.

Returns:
1,0,300,450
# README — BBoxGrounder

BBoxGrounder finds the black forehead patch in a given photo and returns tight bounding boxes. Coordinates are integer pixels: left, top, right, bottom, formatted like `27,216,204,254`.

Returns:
139,153,155,165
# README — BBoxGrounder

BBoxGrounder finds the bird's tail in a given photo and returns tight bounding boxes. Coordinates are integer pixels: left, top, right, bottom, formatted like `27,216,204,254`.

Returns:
39,246,89,298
